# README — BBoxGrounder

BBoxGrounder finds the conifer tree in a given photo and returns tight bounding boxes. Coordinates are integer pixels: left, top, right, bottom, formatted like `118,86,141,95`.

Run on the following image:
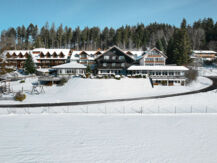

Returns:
156,39,164,52
24,54,36,74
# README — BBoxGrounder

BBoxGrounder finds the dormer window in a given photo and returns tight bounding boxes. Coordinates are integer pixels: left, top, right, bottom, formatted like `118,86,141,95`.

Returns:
6,53,11,58
46,52,51,58
12,53,17,58
25,53,29,58
53,52,57,58
40,53,45,58
18,53,23,58
59,52,65,58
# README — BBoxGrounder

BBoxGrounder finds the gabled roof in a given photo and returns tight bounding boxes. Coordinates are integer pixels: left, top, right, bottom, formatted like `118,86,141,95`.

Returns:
144,47,167,58
52,61,86,69
95,45,135,60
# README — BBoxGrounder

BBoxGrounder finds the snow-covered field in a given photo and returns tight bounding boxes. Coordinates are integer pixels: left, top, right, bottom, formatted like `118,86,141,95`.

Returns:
0,76,212,104
0,114,217,163
0,67,217,163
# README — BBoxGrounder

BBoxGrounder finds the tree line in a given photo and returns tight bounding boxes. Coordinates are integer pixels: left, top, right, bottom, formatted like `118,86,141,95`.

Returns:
0,18,217,65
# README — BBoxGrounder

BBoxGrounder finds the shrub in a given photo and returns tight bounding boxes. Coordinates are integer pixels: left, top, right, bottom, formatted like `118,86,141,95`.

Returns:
96,75,103,79
58,77,68,86
85,73,90,78
104,75,109,79
135,74,142,78
14,92,26,101
115,75,121,80
111,74,115,78
185,68,198,85
20,80,25,83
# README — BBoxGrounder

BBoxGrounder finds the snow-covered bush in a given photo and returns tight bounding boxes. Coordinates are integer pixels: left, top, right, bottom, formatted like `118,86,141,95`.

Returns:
96,75,103,79
14,92,26,101
127,75,132,78
115,75,121,80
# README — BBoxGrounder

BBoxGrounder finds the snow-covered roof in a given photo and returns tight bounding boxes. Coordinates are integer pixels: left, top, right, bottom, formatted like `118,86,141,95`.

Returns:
128,65,189,71
144,47,167,58
36,69,50,73
52,61,86,69
95,46,136,60
193,50,217,54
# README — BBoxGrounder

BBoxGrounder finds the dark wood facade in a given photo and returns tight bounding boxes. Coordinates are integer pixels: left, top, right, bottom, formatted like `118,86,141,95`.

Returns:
95,46,135,75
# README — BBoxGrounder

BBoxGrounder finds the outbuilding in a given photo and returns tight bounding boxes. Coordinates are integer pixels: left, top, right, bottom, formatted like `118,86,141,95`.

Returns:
52,61,86,77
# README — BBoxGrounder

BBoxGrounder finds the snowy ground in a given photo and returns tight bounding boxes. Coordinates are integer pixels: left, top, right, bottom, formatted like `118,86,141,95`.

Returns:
198,66,217,76
0,76,212,104
0,114,217,163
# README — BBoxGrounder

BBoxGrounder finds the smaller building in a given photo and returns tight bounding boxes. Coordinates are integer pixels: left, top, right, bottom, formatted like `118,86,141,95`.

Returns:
191,50,217,61
52,61,86,77
128,65,189,86
138,48,167,66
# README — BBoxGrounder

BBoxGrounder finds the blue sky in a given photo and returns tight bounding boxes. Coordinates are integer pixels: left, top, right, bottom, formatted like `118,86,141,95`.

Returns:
0,0,216,31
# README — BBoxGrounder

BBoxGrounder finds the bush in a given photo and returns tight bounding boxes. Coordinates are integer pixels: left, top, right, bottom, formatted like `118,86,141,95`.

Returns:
20,80,25,83
96,75,103,79
135,74,142,78
185,68,198,85
115,75,121,80
104,75,109,79
14,92,26,101
85,73,90,78
58,77,68,86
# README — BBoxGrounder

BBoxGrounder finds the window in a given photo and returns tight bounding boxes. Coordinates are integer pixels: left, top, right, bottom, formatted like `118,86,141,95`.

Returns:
119,56,124,60
150,50,159,55
156,71,161,75
104,56,109,60
162,71,168,76
112,63,116,67
169,72,174,76
112,56,116,60
103,63,107,67
121,63,125,67
146,58,154,61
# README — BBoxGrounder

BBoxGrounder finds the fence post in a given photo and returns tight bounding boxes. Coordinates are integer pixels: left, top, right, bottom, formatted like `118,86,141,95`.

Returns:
174,106,176,114
123,106,125,114
158,105,160,113
105,105,107,114
86,105,88,113
205,106,208,113
141,106,143,115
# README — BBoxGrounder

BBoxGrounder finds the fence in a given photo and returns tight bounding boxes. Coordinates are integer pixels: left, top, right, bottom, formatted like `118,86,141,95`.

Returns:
1,103,217,115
